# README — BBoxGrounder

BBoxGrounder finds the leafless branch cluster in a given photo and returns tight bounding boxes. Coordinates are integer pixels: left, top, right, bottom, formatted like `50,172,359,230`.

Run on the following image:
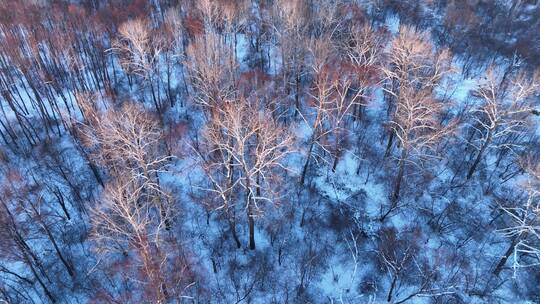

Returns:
75,94,177,302
186,32,238,108
467,67,540,179
497,162,540,277
112,18,164,79
381,26,456,215
197,97,294,249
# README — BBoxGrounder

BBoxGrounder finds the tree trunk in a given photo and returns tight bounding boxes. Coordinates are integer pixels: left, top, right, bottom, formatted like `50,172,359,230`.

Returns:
228,214,241,249
166,57,174,107
384,130,395,158
332,138,340,173
382,149,407,221
149,77,161,114
294,71,300,118
244,174,256,250
467,130,492,180
300,141,315,186
391,149,407,204
248,204,255,250
332,153,339,173
41,220,75,278
493,235,520,276
1,200,55,302
387,274,398,302
26,253,56,303
139,238,167,303
52,187,71,220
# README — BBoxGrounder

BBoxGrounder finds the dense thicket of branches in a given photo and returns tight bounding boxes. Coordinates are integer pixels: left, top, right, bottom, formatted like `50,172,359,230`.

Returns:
0,0,539,303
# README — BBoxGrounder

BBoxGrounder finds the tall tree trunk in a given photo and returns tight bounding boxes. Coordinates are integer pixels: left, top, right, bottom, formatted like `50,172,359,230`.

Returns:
387,274,398,302
244,172,256,250
228,215,242,249
382,149,407,221
332,153,339,173
139,243,167,303
391,149,407,204
467,130,492,180
166,57,174,107
493,235,520,276
248,204,255,250
52,187,71,220
149,77,161,114
1,200,55,301
300,141,315,186
294,71,300,118
40,219,74,278
384,130,395,158
24,252,56,304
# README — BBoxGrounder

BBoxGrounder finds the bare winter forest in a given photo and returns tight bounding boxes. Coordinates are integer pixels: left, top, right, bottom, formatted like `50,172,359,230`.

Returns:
1,0,540,303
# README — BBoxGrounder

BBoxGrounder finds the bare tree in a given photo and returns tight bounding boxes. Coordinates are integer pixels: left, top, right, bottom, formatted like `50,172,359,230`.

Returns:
91,175,172,303
299,36,370,185
378,227,457,303
378,227,418,303
0,172,59,303
380,26,456,220
76,95,171,184
220,0,249,59
466,67,540,180
75,96,182,301
344,23,387,120
195,0,225,32
198,97,294,250
272,0,310,117
162,7,187,106
186,32,238,110
494,161,540,277
111,18,166,112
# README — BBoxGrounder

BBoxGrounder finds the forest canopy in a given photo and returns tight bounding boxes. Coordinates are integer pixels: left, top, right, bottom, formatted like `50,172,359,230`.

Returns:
0,0,539,303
